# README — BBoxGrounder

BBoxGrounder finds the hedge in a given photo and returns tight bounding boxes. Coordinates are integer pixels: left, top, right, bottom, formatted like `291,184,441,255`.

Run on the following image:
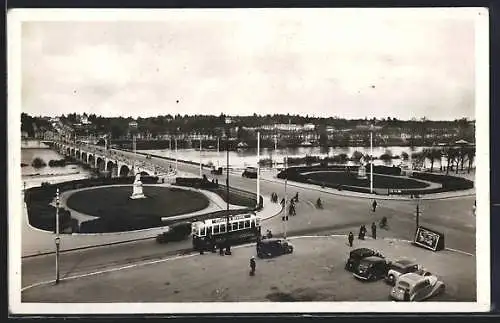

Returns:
278,165,472,195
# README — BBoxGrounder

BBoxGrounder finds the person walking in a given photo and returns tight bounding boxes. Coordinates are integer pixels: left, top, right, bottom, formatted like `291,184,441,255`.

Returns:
219,244,225,256
371,222,377,239
249,256,256,276
348,232,354,247
358,225,364,240
372,200,378,212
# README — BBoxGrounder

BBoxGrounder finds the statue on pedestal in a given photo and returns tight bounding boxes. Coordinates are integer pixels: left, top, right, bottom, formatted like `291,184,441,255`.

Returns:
357,156,368,180
130,172,146,199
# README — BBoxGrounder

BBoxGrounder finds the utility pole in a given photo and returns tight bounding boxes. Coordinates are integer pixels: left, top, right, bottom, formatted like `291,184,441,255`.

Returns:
175,137,178,173
256,131,260,209
55,188,61,284
370,127,374,194
199,137,202,178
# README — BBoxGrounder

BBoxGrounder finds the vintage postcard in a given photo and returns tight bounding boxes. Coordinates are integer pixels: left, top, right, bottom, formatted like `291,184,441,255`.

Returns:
8,8,490,314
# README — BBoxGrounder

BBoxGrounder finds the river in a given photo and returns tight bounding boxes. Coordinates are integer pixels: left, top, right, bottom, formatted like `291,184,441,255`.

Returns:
139,146,472,170
21,141,92,187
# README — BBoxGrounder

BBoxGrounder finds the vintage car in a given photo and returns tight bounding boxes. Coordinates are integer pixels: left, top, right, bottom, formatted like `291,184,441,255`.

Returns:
242,167,258,178
385,259,420,285
345,248,385,272
257,238,294,259
352,256,389,281
389,272,445,301
156,222,192,244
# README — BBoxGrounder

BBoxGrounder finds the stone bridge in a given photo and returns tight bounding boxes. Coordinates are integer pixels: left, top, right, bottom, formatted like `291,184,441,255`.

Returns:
51,141,165,177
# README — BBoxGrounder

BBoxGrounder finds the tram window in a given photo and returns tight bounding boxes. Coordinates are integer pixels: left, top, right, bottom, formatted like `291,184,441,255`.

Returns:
220,224,226,233
245,220,250,228
250,220,255,228
214,225,220,234
200,227,206,236
232,223,238,231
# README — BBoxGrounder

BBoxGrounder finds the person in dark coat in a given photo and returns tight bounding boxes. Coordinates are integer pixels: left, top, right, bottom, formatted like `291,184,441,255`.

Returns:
225,241,232,255
250,256,256,276
358,225,364,240
372,200,378,212
348,232,354,247
371,222,377,239
219,244,225,256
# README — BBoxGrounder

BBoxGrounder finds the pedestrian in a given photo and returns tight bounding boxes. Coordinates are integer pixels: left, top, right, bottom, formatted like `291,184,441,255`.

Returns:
348,232,354,247
358,225,364,240
372,200,378,212
219,244,225,256
225,242,232,255
249,256,256,276
472,200,476,217
371,222,377,239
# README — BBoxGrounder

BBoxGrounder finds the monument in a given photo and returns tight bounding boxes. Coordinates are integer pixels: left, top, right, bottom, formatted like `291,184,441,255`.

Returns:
357,156,368,180
130,172,146,199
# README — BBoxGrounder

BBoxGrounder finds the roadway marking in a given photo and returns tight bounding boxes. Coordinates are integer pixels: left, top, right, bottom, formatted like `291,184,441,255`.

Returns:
21,235,475,293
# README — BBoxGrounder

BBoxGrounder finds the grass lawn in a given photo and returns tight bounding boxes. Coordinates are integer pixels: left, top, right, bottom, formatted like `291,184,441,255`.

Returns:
66,186,209,219
302,171,429,189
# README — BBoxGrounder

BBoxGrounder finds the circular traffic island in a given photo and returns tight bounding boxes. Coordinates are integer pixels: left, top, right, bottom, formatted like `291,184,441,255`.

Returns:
301,171,430,189
66,185,210,233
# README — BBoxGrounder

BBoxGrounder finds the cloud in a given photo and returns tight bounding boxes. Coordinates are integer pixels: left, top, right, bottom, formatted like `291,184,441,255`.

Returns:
20,9,479,120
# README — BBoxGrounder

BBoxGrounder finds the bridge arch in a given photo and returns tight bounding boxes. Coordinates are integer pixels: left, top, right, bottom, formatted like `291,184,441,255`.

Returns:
66,147,71,156
119,165,130,177
76,150,81,160
107,160,118,177
139,170,150,176
88,154,95,168
96,157,106,171
81,152,87,163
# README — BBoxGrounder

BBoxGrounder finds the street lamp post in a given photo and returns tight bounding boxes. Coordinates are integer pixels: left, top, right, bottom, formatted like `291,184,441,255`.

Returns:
55,188,61,284
175,137,178,173
284,149,288,240
199,138,202,178
256,131,260,209
370,128,374,194
415,195,421,234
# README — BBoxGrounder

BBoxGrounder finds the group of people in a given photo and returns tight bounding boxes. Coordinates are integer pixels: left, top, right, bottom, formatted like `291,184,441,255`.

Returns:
199,235,232,256
347,222,379,247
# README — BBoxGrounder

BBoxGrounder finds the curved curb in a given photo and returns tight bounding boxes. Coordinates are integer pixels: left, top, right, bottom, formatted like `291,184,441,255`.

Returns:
260,177,475,201
21,234,474,293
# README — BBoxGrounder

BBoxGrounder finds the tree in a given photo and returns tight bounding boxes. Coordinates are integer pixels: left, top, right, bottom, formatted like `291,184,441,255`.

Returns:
401,152,409,161
379,149,393,162
465,147,475,173
423,148,442,173
444,148,459,175
352,151,364,162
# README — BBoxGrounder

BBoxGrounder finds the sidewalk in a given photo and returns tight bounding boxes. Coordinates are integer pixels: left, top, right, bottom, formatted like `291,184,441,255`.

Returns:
259,172,475,201
22,185,282,257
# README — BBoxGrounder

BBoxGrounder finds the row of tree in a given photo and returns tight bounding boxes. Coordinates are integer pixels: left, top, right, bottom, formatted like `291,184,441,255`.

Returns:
279,146,475,174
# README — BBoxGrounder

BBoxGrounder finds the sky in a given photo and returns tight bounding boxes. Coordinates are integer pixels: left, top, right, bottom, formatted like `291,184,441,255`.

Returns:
20,9,481,120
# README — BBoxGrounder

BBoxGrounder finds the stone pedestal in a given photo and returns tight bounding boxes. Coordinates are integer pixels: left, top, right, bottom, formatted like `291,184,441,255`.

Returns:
357,164,368,179
130,173,146,199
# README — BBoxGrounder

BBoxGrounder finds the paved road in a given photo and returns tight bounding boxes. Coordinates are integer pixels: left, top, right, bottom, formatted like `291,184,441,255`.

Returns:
22,148,476,288
22,237,476,303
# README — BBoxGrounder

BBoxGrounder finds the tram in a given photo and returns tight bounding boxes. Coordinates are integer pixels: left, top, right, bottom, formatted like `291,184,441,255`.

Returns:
191,213,261,250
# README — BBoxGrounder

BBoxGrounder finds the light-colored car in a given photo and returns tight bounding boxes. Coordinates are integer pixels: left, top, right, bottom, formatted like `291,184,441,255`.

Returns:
390,272,445,301
385,259,420,286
